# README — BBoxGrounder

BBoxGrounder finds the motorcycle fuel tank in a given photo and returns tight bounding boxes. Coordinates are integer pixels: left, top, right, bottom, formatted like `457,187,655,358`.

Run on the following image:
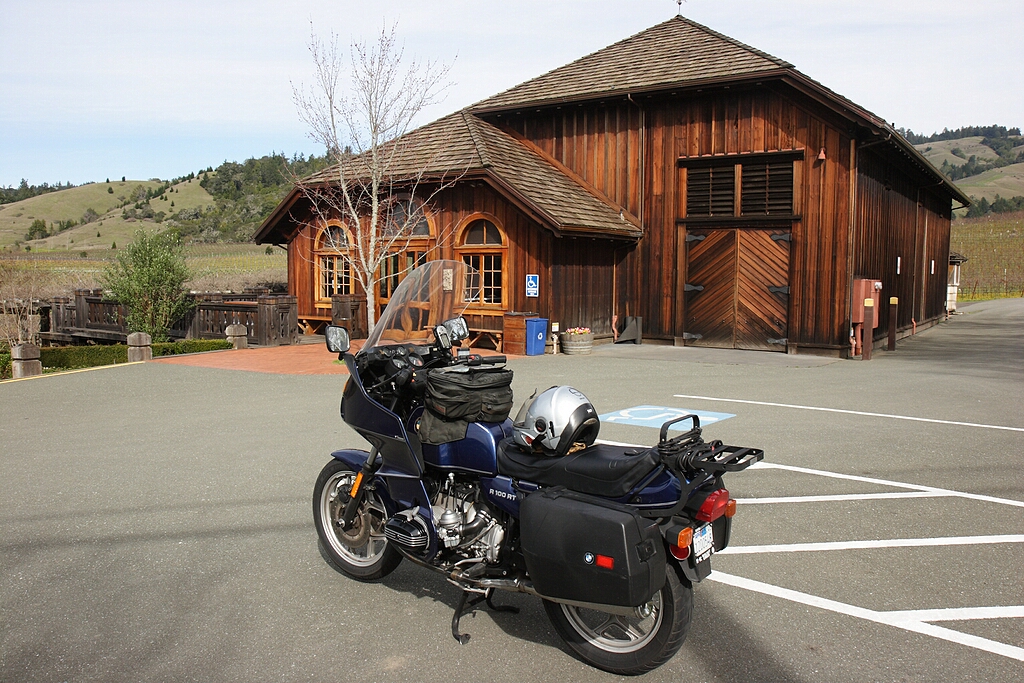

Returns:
419,416,512,475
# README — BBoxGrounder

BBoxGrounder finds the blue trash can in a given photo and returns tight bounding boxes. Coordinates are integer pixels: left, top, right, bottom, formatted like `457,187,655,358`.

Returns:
525,318,548,356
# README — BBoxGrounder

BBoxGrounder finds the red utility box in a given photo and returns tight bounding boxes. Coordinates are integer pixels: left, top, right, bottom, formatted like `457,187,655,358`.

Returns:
852,278,882,328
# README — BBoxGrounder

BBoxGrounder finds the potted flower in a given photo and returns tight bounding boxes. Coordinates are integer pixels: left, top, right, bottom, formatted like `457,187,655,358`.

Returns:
560,326,593,355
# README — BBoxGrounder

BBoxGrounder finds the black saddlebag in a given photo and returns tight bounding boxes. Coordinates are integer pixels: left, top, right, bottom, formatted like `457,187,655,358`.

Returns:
520,488,666,607
419,367,514,445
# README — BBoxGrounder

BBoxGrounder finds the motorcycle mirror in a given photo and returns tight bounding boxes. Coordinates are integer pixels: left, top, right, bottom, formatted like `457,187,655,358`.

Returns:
442,316,469,342
325,325,351,354
434,324,452,350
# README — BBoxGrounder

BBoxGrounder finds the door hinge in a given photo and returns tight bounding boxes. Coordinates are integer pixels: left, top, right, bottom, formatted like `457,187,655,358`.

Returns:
771,233,792,242
684,284,704,292
767,337,788,345
768,286,790,295
685,234,706,243
681,332,703,340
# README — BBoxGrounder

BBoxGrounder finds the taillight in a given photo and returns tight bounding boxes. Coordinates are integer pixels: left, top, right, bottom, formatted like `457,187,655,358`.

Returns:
696,488,730,522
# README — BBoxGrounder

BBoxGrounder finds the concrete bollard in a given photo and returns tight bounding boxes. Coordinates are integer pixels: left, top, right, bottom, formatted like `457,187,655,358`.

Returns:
11,343,42,378
127,332,153,362
225,324,248,350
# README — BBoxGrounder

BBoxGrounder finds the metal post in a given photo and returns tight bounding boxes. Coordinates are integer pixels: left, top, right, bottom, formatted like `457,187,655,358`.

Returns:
887,297,898,351
862,299,874,361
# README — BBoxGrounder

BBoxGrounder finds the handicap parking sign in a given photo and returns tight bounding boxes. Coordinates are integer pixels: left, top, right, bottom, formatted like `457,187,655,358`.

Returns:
525,274,539,298
599,405,735,429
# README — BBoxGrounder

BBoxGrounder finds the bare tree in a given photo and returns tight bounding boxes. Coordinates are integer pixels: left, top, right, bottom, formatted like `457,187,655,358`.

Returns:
0,261,46,350
292,22,458,330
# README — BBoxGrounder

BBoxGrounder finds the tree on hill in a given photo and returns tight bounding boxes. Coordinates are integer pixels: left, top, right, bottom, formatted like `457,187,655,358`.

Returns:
167,153,326,243
899,125,1021,145
25,219,48,241
0,179,76,205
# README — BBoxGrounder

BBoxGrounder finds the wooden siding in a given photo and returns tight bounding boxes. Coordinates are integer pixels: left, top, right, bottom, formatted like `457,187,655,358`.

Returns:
284,182,618,336
280,83,957,354
496,86,857,348
853,149,952,340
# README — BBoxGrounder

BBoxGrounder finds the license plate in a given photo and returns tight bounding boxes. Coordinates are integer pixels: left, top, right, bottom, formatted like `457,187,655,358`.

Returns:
692,523,714,563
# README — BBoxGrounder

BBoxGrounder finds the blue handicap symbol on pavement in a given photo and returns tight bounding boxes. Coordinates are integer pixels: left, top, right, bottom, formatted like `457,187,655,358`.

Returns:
599,405,735,429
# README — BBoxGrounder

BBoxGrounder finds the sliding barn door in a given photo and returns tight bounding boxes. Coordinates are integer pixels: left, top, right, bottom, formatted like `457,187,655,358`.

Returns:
682,228,790,351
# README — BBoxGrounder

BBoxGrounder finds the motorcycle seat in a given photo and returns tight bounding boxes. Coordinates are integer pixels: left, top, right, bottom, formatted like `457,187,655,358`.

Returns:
496,438,661,499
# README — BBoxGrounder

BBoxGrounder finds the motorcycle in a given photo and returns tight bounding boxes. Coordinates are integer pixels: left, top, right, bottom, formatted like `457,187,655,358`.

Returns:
314,260,763,675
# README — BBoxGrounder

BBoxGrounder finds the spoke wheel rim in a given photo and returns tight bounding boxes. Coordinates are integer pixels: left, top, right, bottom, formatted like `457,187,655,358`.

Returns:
320,472,389,567
559,593,664,654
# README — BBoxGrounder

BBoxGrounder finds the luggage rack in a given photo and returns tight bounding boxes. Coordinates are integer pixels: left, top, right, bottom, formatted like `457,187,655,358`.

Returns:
655,414,763,476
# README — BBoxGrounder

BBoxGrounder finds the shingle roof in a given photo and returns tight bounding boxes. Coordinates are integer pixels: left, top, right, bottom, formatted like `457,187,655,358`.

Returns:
261,111,641,242
472,16,790,112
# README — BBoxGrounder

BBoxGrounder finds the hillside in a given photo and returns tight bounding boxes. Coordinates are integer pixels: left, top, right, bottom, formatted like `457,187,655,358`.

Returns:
913,131,1024,206
914,136,1000,169
0,153,325,254
953,162,1024,204
0,178,214,252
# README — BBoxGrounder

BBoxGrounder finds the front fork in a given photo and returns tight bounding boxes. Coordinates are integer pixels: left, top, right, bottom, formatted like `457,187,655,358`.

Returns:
338,447,380,530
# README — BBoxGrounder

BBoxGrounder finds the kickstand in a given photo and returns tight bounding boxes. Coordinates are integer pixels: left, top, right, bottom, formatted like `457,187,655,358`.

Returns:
450,588,521,644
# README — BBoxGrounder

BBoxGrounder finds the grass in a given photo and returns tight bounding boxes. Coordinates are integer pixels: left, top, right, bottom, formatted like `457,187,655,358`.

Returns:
950,211,1024,300
0,243,286,294
953,161,1024,203
0,178,214,252
914,136,1001,168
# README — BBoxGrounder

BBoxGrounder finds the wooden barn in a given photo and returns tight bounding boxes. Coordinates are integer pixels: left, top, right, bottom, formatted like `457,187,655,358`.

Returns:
255,16,968,355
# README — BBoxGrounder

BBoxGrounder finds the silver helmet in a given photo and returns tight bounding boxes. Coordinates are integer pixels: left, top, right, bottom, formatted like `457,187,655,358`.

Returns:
512,386,600,457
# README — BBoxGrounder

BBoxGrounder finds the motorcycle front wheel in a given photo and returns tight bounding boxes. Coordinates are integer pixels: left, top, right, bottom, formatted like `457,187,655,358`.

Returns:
543,565,692,675
313,459,401,581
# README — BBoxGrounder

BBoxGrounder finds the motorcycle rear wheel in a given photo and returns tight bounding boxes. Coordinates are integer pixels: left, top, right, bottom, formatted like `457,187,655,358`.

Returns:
313,460,401,581
543,565,692,675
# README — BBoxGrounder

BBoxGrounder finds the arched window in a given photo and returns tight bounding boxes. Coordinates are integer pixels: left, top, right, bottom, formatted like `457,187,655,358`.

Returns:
315,221,353,302
456,217,506,306
379,196,434,306
384,195,431,237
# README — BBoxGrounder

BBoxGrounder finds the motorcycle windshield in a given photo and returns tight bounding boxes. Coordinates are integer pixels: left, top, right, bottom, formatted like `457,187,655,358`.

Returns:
363,260,480,352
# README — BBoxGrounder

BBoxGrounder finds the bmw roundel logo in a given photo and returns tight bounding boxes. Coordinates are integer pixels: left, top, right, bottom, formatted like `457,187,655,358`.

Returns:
584,552,595,565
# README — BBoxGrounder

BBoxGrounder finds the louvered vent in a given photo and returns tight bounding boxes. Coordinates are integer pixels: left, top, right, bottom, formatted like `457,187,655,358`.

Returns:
741,161,793,215
687,166,735,216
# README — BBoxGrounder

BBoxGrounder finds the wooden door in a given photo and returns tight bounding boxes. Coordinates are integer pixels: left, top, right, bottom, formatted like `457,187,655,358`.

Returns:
683,228,790,351
683,229,737,348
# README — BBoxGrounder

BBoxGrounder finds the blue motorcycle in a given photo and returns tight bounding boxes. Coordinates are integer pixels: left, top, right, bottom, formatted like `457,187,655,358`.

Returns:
315,260,763,675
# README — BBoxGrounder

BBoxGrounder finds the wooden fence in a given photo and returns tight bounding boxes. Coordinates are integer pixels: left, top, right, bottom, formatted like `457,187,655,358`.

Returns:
35,288,298,347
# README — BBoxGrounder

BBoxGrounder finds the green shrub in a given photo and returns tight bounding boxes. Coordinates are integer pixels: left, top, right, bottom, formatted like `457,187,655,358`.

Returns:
1,352,10,379
34,338,233,371
41,344,128,370
152,339,232,356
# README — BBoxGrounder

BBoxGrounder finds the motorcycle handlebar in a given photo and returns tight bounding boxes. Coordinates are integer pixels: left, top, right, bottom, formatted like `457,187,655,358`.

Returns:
466,354,506,366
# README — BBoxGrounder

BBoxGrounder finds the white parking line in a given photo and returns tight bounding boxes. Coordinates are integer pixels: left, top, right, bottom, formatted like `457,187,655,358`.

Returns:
709,572,1024,662
673,394,1024,432
751,462,1024,509
738,491,956,504
719,534,1024,555
716,461,1024,662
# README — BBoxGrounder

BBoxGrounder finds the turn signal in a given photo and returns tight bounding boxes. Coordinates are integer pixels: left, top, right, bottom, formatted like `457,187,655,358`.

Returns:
669,526,693,561
696,489,730,522
725,498,737,518
349,471,365,498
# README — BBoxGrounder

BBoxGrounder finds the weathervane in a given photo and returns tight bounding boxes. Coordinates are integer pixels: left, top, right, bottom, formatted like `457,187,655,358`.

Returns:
676,0,686,16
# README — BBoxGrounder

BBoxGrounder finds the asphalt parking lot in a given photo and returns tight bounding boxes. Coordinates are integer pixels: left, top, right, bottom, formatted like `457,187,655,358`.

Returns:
2,298,1021,682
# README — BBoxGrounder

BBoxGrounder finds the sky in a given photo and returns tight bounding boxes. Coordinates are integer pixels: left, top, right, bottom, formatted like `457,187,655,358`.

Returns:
1,0,1020,188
